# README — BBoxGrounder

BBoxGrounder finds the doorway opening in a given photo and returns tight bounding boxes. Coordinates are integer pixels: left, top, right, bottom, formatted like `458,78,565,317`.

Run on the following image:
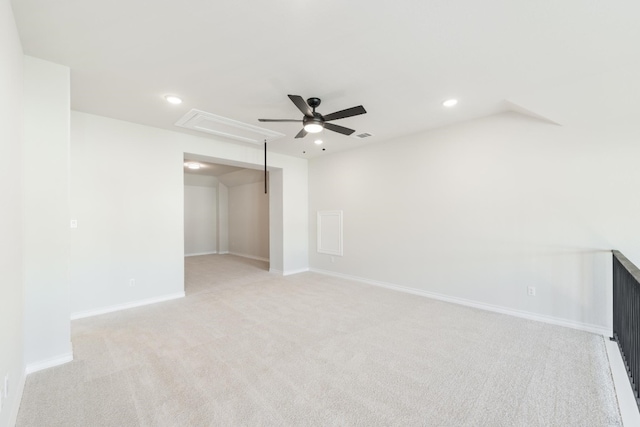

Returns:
182,154,283,294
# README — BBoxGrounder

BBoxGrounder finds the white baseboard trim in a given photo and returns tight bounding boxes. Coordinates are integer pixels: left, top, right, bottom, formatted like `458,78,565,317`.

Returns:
606,339,640,426
228,252,270,262
185,251,217,257
284,268,310,276
9,367,27,427
25,352,73,375
269,268,310,276
70,292,185,320
310,268,611,336
218,251,229,255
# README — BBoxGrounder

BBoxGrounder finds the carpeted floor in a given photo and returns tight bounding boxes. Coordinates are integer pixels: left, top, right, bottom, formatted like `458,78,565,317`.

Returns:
17,254,622,426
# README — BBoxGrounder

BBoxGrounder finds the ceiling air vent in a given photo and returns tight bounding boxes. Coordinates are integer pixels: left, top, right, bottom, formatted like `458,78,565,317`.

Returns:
352,132,373,139
175,109,285,145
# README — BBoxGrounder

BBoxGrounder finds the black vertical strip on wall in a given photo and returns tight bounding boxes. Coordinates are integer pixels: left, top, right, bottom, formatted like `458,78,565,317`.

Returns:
264,140,267,194
612,250,640,411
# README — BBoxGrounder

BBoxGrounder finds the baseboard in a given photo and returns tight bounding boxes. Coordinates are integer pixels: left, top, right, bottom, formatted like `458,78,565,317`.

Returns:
283,268,310,276
228,252,269,262
269,268,309,276
8,366,26,427
310,268,611,336
185,251,217,257
218,251,229,255
606,340,640,426
25,351,73,375
70,292,185,320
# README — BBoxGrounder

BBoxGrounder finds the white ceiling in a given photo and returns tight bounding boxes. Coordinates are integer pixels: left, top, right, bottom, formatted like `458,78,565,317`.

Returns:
11,0,640,158
183,162,244,178
183,160,265,188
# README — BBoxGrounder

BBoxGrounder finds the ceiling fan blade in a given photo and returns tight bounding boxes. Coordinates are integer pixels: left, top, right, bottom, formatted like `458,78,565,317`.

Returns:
325,123,355,136
295,128,308,139
288,95,313,117
258,119,302,122
323,105,367,121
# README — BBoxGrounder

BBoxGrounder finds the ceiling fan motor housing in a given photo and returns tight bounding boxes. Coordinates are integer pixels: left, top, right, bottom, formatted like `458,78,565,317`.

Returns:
307,97,321,110
303,115,324,126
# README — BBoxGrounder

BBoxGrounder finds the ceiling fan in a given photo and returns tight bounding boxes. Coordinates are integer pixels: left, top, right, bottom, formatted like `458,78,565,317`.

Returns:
259,95,366,139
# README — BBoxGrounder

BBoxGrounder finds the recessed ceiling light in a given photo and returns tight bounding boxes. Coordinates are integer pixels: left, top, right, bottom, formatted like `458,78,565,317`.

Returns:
443,99,458,107
314,139,323,145
165,95,183,105
184,162,201,170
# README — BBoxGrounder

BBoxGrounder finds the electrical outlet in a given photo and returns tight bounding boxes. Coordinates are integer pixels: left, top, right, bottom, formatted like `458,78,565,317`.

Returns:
527,286,536,296
70,219,78,228
129,279,135,287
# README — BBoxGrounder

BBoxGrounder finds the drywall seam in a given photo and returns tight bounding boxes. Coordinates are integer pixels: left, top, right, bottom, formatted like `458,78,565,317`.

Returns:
70,292,185,320
310,268,610,336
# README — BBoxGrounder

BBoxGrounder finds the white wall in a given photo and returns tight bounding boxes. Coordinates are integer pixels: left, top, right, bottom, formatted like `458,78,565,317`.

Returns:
218,183,229,254
229,181,269,261
309,111,640,333
23,56,72,369
70,114,186,316
70,112,308,316
184,185,217,256
0,2,25,424
183,173,218,187
268,169,283,273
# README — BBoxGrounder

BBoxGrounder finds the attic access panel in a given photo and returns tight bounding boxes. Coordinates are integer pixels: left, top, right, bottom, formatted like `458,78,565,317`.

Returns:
176,109,285,144
317,210,343,256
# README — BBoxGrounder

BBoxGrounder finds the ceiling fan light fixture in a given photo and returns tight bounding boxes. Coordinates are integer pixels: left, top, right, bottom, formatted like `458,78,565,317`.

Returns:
314,139,323,145
303,122,323,133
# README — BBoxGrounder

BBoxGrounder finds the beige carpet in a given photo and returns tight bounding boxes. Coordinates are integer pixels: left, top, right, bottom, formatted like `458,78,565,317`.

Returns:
17,255,622,426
